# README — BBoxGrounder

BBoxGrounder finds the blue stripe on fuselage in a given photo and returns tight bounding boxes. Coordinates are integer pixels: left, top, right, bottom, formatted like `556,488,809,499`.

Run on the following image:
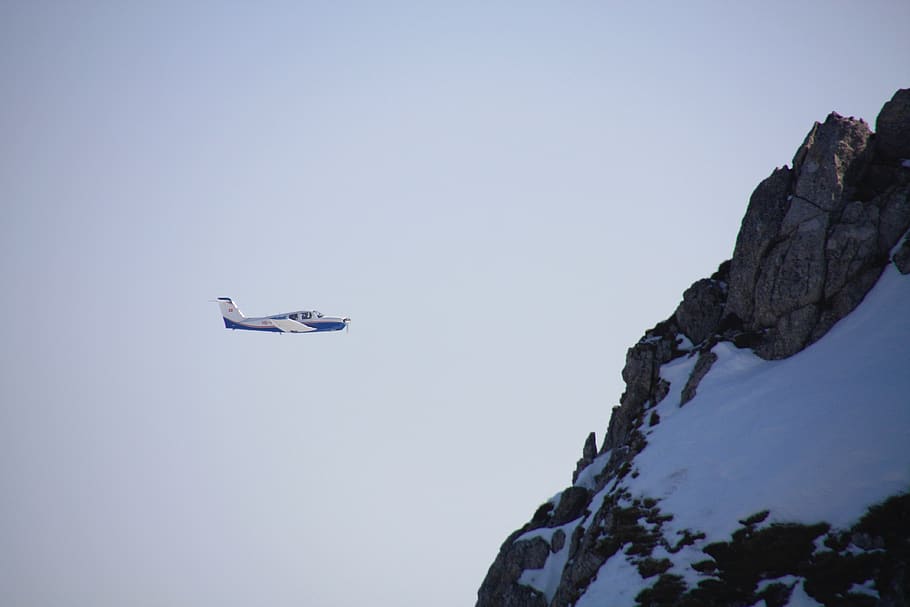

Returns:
223,317,283,332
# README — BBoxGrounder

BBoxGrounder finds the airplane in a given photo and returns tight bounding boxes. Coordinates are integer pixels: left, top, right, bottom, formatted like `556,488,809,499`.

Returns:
214,297,350,333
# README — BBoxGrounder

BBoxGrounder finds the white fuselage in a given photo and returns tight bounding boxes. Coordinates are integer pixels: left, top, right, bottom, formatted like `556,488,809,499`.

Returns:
216,298,349,333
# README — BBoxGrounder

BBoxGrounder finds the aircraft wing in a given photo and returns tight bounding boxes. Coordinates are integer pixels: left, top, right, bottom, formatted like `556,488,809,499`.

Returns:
270,318,317,333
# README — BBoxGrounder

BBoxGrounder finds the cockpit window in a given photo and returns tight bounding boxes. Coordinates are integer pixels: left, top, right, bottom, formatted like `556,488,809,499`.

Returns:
315,311,324,318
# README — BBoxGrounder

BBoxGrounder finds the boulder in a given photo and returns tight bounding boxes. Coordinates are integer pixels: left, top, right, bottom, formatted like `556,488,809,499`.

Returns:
675,279,726,345
550,487,592,526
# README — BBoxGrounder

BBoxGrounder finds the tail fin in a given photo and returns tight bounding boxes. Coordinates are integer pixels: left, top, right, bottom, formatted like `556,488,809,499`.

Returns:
216,297,245,327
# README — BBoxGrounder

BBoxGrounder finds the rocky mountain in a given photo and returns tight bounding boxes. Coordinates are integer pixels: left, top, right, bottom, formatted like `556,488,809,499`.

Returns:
477,89,910,607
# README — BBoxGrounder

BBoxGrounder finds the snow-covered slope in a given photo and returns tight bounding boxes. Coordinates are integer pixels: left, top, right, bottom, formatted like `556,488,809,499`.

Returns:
518,260,910,607
630,263,910,540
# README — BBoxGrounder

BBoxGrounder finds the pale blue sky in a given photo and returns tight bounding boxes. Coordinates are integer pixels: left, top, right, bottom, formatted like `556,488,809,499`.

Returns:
2,2,908,606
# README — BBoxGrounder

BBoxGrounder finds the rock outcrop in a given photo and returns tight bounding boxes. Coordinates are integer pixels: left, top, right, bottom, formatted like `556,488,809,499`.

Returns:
675,278,727,347
725,96,910,359
572,432,598,484
476,89,910,607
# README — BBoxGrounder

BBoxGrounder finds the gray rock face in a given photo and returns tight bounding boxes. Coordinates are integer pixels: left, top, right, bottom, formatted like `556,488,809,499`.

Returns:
603,321,682,453
726,167,793,325
723,101,910,360
750,114,873,357
757,303,820,360
825,201,880,297
876,88,910,160
790,113,872,213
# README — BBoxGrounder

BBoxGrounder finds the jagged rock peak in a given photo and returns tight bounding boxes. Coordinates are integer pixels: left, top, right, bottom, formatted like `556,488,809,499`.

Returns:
725,93,910,360
571,432,598,484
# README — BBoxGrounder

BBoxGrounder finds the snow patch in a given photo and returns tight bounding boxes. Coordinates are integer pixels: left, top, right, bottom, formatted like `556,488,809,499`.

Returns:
517,540,572,604
757,575,800,593
849,580,880,598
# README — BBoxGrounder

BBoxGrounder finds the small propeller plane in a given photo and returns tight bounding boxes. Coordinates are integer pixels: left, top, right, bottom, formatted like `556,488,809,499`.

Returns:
215,297,350,333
